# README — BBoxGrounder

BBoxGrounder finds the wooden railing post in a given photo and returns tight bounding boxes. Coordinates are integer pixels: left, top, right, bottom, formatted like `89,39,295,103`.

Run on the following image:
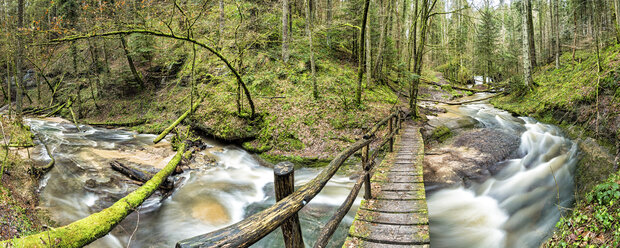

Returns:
388,117,394,152
362,144,371,199
397,111,402,132
274,162,305,248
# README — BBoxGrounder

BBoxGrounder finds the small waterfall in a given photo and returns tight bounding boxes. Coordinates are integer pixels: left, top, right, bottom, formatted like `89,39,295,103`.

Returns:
428,103,578,248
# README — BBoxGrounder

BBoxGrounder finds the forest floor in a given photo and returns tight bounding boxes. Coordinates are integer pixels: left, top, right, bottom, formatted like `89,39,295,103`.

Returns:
491,45,620,247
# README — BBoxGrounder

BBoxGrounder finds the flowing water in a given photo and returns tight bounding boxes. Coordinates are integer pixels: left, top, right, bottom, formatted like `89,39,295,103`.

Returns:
426,97,578,248
26,119,359,248
25,93,577,248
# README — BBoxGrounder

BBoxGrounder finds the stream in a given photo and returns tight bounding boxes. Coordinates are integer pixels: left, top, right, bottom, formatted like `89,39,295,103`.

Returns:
424,94,578,248
26,118,359,247
25,92,578,248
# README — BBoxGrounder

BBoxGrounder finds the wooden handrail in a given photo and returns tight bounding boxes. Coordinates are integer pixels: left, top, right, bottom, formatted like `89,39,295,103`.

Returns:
176,138,373,248
176,109,404,248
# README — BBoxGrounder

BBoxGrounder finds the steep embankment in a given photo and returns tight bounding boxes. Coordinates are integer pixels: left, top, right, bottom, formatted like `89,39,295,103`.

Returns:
17,0,427,167
491,45,619,246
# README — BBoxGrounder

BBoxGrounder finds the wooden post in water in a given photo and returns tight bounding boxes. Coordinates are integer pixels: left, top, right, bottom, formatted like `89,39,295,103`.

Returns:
274,162,305,248
362,144,371,199
388,117,394,152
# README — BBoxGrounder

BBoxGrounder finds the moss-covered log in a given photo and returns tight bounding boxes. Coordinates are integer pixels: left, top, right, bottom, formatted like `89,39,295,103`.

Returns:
1,143,187,248
153,94,205,144
86,119,147,127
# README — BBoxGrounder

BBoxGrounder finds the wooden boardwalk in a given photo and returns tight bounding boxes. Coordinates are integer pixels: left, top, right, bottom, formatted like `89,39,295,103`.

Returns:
344,122,430,248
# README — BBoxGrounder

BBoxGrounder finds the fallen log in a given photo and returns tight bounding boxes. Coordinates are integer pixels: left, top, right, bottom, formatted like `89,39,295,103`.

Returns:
425,80,498,93
419,93,502,105
110,161,173,190
153,94,206,144
1,143,187,248
43,101,66,117
86,119,147,127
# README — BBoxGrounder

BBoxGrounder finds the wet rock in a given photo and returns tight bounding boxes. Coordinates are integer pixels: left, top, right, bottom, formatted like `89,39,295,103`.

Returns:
423,128,520,190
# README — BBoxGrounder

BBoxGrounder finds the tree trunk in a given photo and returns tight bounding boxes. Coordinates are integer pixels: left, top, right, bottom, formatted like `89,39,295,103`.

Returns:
119,35,145,89
549,0,554,63
366,16,371,87
526,0,537,67
356,0,371,107
522,0,534,87
16,0,24,116
374,0,390,78
554,0,560,69
304,0,318,99
538,0,544,63
615,0,620,43
282,0,290,63
219,0,225,49
326,0,332,47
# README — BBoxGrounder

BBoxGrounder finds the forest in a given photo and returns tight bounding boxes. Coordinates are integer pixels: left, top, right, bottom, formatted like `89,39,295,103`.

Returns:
0,0,618,247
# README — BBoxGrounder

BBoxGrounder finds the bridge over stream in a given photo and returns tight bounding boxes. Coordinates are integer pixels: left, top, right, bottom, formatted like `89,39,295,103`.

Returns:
176,110,430,248
344,122,429,247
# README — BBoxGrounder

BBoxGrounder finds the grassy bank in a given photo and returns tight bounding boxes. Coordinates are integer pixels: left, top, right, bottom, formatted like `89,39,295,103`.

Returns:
491,45,619,246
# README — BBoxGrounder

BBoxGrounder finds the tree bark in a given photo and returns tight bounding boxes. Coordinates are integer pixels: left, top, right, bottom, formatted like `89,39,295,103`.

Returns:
356,0,371,107
522,0,534,87
282,0,290,63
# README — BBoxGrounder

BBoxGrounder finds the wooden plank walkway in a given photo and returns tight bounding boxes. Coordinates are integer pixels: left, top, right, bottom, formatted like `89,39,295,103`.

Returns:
344,122,429,248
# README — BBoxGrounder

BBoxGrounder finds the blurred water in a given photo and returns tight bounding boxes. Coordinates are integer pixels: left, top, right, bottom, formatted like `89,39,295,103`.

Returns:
26,119,361,247
428,100,578,248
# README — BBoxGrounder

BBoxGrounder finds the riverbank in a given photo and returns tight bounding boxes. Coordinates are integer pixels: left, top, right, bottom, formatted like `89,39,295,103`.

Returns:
0,117,52,240
490,45,619,246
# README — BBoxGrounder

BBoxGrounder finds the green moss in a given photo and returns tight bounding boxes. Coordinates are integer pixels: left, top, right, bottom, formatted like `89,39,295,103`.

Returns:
431,125,452,143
